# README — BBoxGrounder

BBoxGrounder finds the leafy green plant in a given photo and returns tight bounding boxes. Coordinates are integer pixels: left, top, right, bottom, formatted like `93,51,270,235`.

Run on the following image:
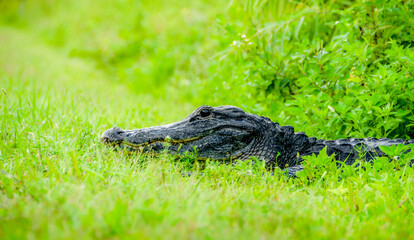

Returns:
296,147,337,182
379,143,414,169
203,0,414,140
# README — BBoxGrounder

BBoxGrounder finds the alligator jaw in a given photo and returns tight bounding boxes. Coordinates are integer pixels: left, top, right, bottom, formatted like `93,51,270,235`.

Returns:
118,134,208,152
101,125,212,150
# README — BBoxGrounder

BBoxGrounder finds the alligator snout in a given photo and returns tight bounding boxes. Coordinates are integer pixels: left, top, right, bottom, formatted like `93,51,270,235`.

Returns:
101,127,125,144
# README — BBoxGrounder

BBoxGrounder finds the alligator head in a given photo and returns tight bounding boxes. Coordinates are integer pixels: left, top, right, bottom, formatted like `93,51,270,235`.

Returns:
101,105,281,164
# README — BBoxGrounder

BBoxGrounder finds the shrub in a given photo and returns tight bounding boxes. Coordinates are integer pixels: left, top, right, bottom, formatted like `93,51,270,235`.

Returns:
202,0,414,139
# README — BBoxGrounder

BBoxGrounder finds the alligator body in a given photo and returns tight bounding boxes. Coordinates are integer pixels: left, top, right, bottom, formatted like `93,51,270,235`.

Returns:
101,105,413,175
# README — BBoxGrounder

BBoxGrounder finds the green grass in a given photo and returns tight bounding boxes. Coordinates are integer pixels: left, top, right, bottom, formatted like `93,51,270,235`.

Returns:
1,0,414,239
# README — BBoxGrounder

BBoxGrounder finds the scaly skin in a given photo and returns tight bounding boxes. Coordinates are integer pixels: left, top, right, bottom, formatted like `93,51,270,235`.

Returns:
101,105,413,175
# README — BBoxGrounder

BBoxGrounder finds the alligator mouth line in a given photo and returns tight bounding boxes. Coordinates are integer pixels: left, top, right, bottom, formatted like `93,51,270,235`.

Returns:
116,125,251,150
119,129,216,151
122,135,203,150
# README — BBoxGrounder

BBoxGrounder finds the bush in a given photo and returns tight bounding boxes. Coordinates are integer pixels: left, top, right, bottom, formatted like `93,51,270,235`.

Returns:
202,0,414,140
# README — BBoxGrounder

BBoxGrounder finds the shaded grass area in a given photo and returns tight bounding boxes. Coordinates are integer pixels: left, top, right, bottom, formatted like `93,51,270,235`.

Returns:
1,26,414,239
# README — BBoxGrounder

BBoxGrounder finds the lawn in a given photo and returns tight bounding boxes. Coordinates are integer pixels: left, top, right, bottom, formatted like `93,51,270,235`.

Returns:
1,0,413,239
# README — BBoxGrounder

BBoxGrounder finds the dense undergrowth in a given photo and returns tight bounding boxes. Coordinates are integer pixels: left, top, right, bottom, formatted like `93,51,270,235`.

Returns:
205,0,414,139
1,0,414,239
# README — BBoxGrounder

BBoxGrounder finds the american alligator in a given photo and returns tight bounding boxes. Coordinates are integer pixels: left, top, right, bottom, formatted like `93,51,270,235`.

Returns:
101,105,413,176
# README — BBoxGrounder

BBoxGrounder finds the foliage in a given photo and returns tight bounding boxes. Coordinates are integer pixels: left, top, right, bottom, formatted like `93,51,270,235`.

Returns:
203,0,414,139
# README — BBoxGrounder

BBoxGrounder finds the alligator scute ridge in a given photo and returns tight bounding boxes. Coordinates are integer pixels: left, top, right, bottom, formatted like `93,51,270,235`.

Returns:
101,105,413,176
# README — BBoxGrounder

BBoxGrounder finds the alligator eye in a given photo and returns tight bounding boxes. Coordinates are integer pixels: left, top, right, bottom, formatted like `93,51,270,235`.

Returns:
200,109,211,117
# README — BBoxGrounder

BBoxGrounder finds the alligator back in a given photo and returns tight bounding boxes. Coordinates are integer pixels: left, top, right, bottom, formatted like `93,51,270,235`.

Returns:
307,138,414,165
